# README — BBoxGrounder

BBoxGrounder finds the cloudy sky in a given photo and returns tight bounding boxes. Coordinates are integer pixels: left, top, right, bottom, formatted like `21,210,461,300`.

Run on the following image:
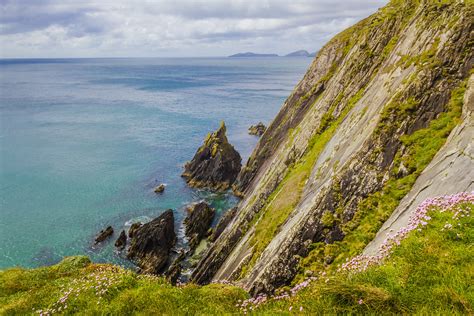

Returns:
0,0,388,58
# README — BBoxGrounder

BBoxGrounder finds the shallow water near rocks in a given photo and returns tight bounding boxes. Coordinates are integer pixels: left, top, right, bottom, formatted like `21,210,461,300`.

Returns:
0,57,311,269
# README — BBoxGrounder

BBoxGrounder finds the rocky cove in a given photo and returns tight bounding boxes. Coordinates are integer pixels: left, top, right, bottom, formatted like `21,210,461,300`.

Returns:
2,0,474,314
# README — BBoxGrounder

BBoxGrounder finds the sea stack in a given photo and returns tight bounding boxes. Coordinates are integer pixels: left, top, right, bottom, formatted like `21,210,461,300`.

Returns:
182,121,242,191
127,210,176,274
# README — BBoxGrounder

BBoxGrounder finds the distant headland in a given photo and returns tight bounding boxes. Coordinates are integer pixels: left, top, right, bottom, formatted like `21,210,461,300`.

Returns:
228,50,317,58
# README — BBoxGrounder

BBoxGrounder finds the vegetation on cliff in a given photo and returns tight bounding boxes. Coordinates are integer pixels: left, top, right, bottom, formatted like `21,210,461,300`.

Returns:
1,193,472,314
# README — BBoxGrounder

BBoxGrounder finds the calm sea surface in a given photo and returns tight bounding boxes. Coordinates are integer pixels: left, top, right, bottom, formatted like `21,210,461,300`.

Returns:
0,57,311,269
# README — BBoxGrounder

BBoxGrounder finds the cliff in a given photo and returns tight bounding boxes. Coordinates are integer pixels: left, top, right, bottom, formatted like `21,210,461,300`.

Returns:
193,0,473,295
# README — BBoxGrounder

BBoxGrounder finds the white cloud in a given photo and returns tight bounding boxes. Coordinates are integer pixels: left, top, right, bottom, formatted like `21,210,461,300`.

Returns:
0,0,388,57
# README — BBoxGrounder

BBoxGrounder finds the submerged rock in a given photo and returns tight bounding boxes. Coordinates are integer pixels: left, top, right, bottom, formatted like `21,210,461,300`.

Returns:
182,122,242,191
94,226,114,244
127,210,176,274
154,184,166,193
248,122,266,136
115,230,127,250
128,222,142,238
184,201,216,252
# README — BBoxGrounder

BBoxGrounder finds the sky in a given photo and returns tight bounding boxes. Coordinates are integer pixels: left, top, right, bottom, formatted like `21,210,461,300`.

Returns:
0,0,389,58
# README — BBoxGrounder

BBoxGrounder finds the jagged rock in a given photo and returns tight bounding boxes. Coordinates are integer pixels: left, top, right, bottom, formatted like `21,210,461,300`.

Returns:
115,230,127,250
208,207,237,242
182,122,242,191
184,201,216,252
154,184,166,193
192,0,473,294
127,210,176,274
128,222,142,238
165,249,185,285
94,226,114,244
248,122,266,136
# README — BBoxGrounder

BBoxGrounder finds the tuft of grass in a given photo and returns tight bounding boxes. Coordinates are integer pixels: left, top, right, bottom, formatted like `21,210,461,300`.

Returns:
254,200,474,314
0,258,247,315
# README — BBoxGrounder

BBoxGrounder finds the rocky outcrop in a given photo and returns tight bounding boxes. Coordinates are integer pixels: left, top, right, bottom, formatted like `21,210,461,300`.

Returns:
248,122,266,136
182,122,242,191
184,201,216,251
154,184,166,193
128,222,142,238
165,249,185,285
115,230,127,250
94,226,113,244
127,210,176,274
192,0,473,295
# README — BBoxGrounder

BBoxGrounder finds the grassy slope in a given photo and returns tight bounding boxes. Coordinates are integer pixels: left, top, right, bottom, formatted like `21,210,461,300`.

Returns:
1,199,472,315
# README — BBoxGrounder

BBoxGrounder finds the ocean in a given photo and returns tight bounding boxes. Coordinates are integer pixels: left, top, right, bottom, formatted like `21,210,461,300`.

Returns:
0,57,311,269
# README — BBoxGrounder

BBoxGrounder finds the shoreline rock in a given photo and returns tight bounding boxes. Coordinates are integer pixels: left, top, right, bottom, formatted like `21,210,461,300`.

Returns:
115,230,127,250
248,122,266,136
154,184,166,193
94,226,114,244
127,210,176,274
184,201,216,252
182,121,242,191
128,222,142,238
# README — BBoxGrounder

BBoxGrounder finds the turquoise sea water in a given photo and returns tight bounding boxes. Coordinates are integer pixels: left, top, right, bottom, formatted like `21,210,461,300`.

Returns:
0,57,311,269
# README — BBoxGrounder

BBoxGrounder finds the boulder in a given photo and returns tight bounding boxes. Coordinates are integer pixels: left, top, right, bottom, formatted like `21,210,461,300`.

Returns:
154,184,166,193
115,230,127,250
248,122,266,136
184,201,216,251
182,122,242,191
128,222,142,238
94,226,114,244
127,210,176,274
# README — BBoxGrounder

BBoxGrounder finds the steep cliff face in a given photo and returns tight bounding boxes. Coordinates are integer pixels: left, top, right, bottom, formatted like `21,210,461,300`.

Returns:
193,0,473,294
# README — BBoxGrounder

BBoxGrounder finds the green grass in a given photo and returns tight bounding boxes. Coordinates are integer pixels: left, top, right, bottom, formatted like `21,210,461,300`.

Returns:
254,200,474,314
0,257,247,315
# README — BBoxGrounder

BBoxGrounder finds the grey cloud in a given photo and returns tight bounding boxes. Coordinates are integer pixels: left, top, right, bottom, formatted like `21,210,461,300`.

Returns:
0,0,388,57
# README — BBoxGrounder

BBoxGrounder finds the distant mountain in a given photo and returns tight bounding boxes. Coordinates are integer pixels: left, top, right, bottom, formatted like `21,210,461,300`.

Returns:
229,52,279,58
285,50,310,57
309,51,317,57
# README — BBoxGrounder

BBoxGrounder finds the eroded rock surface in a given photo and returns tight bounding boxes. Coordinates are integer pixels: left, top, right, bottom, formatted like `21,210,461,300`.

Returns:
182,122,242,191
184,201,216,251
115,230,127,250
248,122,266,136
127,210,176,274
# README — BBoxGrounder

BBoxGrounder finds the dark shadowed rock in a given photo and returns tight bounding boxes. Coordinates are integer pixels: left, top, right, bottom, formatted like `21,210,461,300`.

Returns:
248,122,266,136
165,249,185,285
154,184,165,193
115,230,127,250
128,222,142,238
209,207,238,242
94,226,114,244
127,210,176,274
184,201,216,252
182,122,242,191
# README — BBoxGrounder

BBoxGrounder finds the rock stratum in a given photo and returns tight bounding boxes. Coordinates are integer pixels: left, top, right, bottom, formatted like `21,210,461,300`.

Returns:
182,122,242,191
192,0,473,295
